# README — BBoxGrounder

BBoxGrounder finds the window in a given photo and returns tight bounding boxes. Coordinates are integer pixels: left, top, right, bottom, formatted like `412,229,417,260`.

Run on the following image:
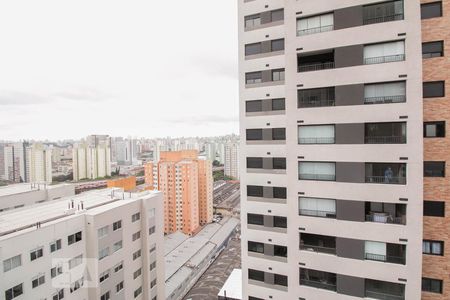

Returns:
51,265,63,278
30,247,44,261
274,274,288,286
423,240,444,255
247,213,264,226
70,277,84,293
272,69,285,81
273,187,287,199
363,0,404,24
248,241,264,254
298,87,335,108
246,72,262,84
424,121,445,137
99,270,110,283
422,278,442,294
297,13,334,36
248,269,265,282
273,158,286,169
423,81,445,98
246,129,263,140
114,261,123,273
132,212,140,222
299,162,336,181
133,268,142,279
424,201,445,217
365,81,406,104
272,98,285,110
423,41,444,58
3,255,21,272
272,128,286,140
245,42,261,56
299,197,336,218
69,254,83,269
134,286,142,298
32,274,45,288
149,226,156,235
100,291,110,300
150,244,156,253
5,283,23,300
113,241,123,252
421,1,442,19
151,278,157,288
271,39,284,52
274,245,288,257
246,100,262,112
424,161,445,177
364,41,405,64
116,281,124,293
99,247,110,260
133,250,142,260
68,231,82,245
271,9,284,22
132,231,141,241
298,125,335,144
113,220,122,231
245,14,261,29
150,261,157,271
247,157,263,169
365,122,406,144
97,226,109,239
274,216,287,228
247,185,263,197
52,289,64,300
50,239,62,252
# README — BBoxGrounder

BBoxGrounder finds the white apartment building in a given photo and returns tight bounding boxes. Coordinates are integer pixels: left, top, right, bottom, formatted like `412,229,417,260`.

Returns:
26,143,53,184
239,1,423,300
2,143,27,183
225,142,240,180
0,188,165,300
73,143,112,181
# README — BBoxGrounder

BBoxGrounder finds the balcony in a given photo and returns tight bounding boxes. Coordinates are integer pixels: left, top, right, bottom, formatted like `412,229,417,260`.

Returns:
365,279,405,300
298,51,335,73
299,173,336,181
364,253,405,265
365,242,406,265
299,209,336,218
363,1,404,25
365,202,406,225
364,95,406,104
363,13,404,25
298,87,335,108
364,54,405,65
300,233,336,255
297,24,334,36
300,269,337,292
365,163,406,185
299,137,335,144
365,122,406,144
365,291,404,300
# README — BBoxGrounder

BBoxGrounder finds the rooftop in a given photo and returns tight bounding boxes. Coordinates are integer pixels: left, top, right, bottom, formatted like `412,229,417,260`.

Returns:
218,269,242,299
0,183,73,197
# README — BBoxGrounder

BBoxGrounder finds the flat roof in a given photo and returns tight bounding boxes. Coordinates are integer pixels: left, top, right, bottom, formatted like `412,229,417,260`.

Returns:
0,188,159,238
218,269,242,299
0,183,72,197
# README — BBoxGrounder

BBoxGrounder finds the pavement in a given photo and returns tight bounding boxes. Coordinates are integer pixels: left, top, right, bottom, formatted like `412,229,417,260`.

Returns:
183,235,241,300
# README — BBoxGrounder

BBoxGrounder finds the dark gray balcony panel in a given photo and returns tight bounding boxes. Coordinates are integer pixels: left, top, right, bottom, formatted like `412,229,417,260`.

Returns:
335,84,365,106
260,11,272,24
263,186,274,198
336,237,364,260
334,6,363,30
264,272,275,285
261,41,271,53
261,70,273,83
262,129,273,140
335,45,364,68
337,274,365,297
337,200,365,222
263,158,273,169
262,100,273,111
335,123,364,144
336,162,365,183
264,215,274,227
264,244,275,256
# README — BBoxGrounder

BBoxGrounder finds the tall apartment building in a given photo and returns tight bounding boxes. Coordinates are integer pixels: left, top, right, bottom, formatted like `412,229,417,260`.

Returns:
144,150,213,235
2,142,27,183
0,188,165,300
26,143,53,184
225,142,240,180
73,143,112,181
239,1,432,299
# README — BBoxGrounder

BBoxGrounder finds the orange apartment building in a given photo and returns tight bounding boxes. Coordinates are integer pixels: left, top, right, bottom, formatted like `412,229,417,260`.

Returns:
421,0,450,298
106,176,136,191
144,150,213,235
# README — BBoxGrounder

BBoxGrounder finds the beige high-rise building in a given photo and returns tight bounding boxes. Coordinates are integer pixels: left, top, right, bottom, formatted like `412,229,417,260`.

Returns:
144,150,213,235
225,142,240,180
73,143,111,182
26,143,53,184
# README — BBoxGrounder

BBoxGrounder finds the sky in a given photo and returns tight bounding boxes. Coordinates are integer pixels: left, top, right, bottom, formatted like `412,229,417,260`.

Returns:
0,0,239,141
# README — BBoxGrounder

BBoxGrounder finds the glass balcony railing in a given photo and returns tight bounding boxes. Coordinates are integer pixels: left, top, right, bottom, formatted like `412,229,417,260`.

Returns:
299,173,336,181
298,61,335,72
365,213,405,225
300,279,337,291
364,54,405,65
299,137,335,144
299,209,336,218
364,252,406,265
363,13,404,25
364,95,406,104
300,244,336,255
297,25,334,36
365,176,406,184
364,136,406,144
365,290,405,300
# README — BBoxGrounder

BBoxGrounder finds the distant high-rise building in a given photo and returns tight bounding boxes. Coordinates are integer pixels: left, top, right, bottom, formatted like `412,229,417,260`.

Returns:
2,142,27,183
72,143,111,181
224,142,239,180
26,143,53,183
144,150,213,235
205,143,217,162
86,134,111,147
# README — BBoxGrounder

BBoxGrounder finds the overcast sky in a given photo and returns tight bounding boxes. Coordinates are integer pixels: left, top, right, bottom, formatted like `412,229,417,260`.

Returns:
0,0,238,141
